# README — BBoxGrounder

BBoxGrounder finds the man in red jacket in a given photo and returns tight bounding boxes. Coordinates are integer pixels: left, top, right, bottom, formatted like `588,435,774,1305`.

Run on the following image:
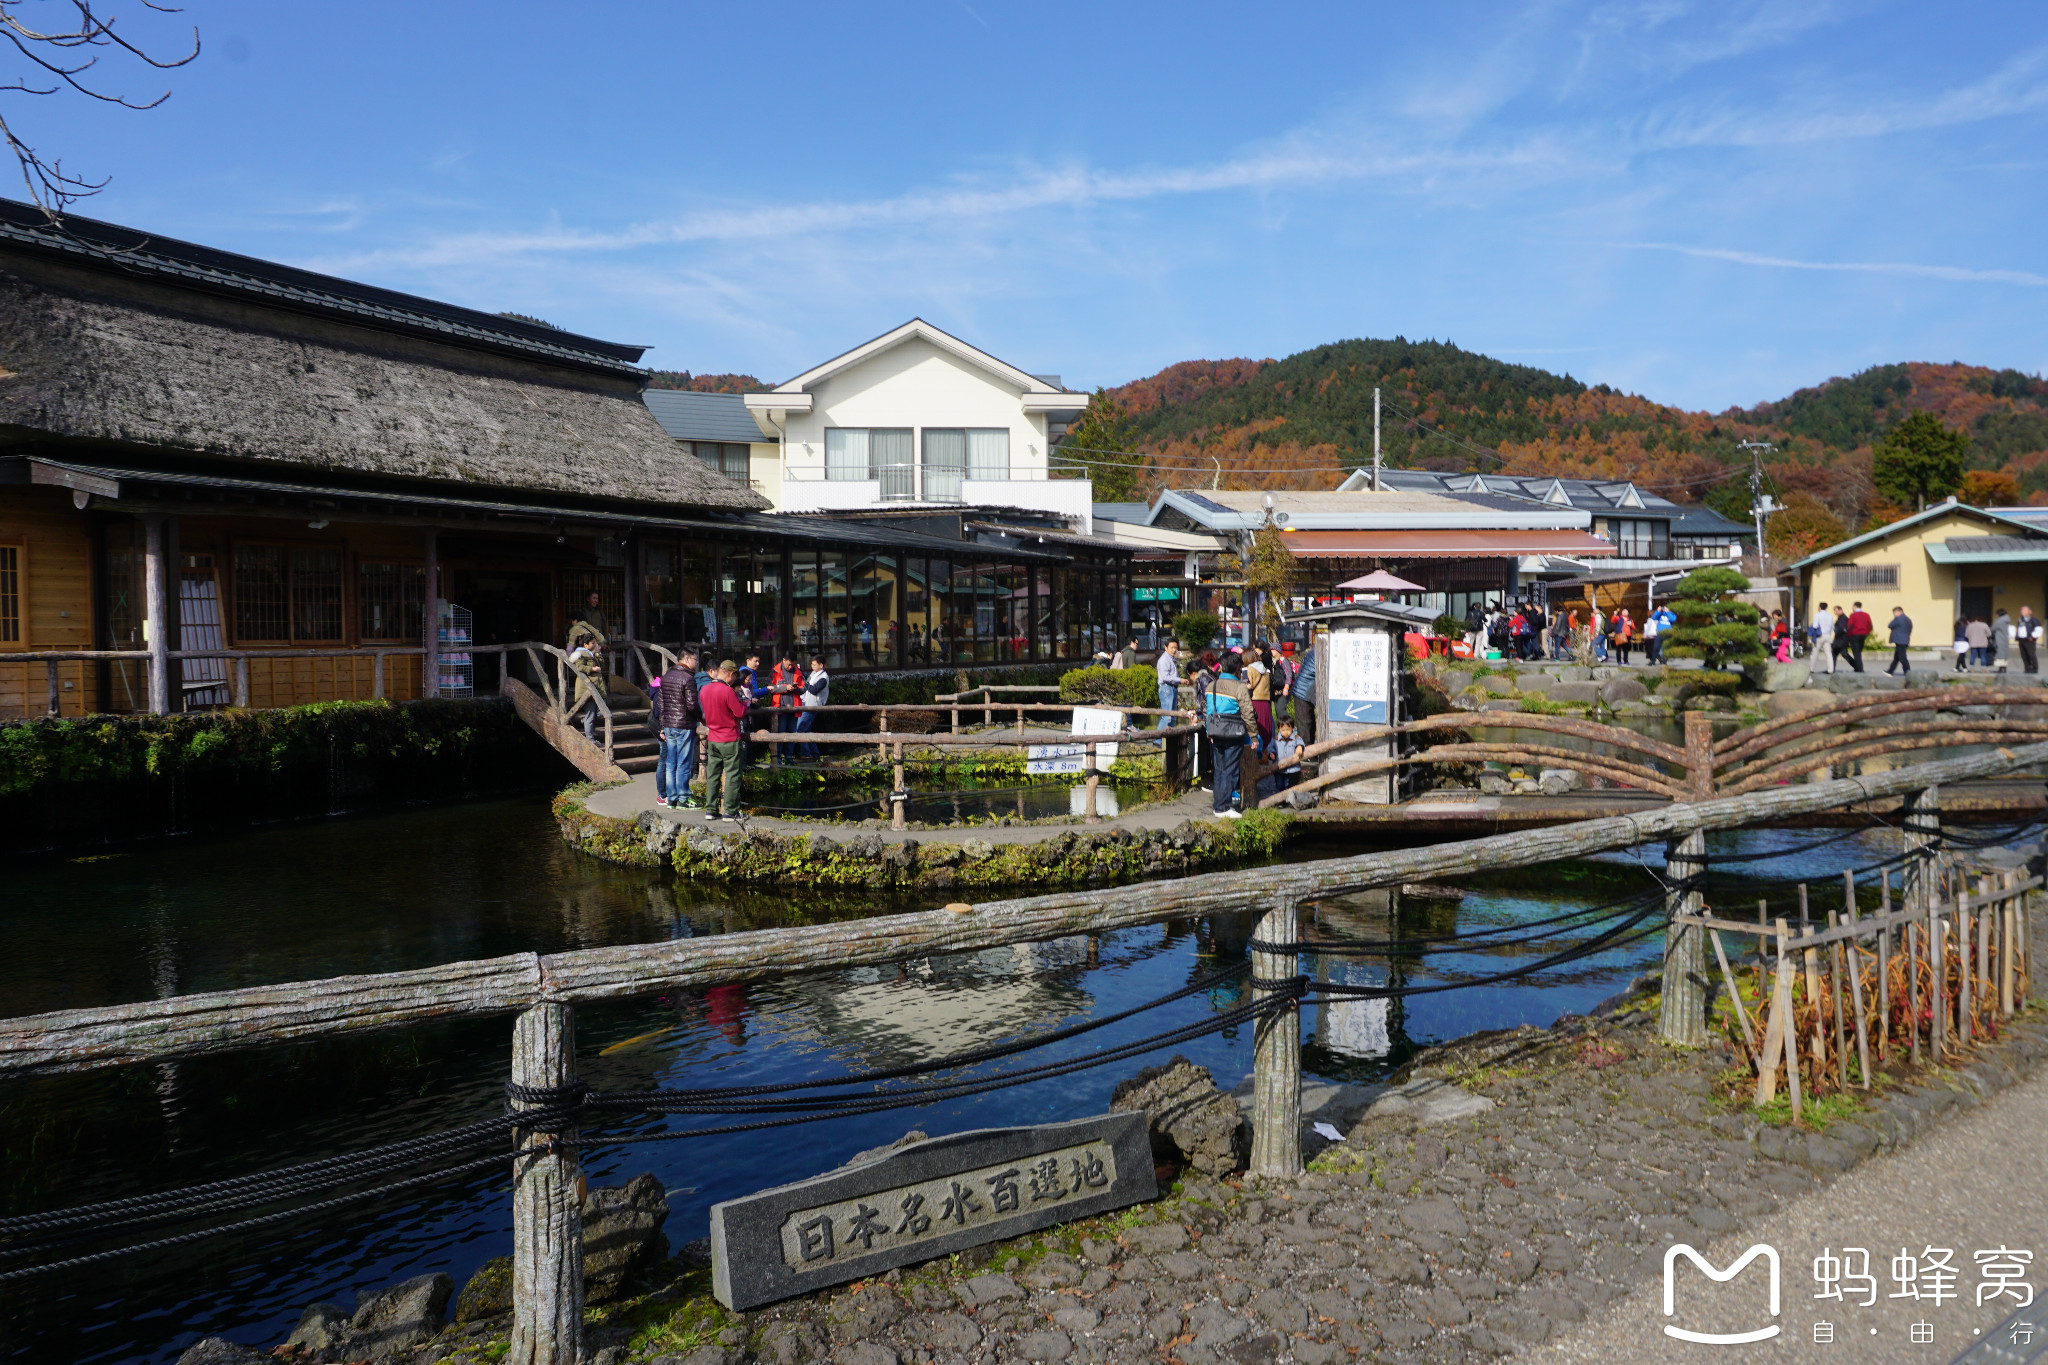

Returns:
698,660,750,820
1846,601,1874,673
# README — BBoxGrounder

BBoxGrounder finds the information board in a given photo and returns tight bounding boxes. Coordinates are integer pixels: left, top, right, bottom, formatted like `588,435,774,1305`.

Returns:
1325,628,1392,725
1026,744,1086,774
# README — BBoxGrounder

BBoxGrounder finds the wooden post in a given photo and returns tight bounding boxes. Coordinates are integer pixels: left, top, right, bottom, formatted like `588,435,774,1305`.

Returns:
1877,872,1892,1058
1959,896,1974,1046
1660,829,1709,1046
509,1003,582,1365
878,712,889,768
1710,928,1754,1055
373,651,386,701
143,516,171,715
1250,900,1301,1179
1908,921,1924,1063
1801,924,1827,1077
1084,744,1101,823
2002,874,2018,1018
1683,708,1715,799
1843,885,1872,1087
423,529,441,700
891,743,907,832
235,655,250,709
1827,914,1849,1089
45,658,59,717
1978,876,1995,1024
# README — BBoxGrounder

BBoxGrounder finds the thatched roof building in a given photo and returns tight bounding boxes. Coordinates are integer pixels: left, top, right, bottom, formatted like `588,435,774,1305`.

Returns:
0,198,765,512
0,201,1140,723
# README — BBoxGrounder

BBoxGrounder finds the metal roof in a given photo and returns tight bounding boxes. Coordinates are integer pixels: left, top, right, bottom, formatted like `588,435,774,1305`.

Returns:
1784,500,2048,572
641,389,767,444
1926,536,2048,564
1148,488,1591,533
0,198,649,377
6,455,1076,562
1357,468,1752,537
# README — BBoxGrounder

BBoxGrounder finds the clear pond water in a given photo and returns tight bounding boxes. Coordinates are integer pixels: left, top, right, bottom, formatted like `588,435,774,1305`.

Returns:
0,802,1922,1362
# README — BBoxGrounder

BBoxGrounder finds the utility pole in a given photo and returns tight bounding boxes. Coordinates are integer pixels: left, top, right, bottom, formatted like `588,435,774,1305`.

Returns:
1738,439,1776,572
1372,387,1382,492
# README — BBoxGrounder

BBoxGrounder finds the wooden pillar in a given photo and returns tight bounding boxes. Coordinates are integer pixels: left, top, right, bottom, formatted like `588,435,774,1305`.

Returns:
423,529,441,699
891,743,907,831
623,536,642,679
1249,900,1301,1179
1903,786,1941,1053
1660,828,1709,1046
143,515,172,715
509,1003,582,1365
1682,709,1715,800
1084,743,1101,824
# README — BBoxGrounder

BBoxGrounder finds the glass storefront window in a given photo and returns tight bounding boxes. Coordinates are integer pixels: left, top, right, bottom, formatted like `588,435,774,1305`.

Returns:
642,542,680,644
819,550,849,669
850,554,879,667
680,543,714,647
791,552,819,663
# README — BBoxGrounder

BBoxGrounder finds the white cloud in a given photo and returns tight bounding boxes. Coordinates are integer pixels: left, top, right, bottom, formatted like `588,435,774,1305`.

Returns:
1616,241,2048,286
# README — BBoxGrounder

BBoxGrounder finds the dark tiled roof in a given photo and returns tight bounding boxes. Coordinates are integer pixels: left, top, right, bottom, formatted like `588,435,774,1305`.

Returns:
642,390,765,443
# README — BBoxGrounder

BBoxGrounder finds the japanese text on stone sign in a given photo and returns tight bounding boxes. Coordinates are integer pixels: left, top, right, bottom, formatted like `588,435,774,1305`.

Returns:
778,1141,1115,1270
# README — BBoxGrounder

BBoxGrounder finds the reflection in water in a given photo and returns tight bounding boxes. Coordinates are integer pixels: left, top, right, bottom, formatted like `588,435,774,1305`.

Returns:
1,799,1919,1363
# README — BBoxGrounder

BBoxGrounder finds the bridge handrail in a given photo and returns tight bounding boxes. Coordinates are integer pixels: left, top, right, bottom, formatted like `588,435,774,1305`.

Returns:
1713,687,2048,764
522,641,614,761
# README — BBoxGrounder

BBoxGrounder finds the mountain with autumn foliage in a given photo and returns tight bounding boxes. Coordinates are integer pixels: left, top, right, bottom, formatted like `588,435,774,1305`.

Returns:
1089,339,2048,554
646,370,762,394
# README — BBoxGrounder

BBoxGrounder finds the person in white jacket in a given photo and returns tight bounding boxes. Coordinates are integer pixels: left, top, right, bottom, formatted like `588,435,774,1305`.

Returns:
1809,601,1836,674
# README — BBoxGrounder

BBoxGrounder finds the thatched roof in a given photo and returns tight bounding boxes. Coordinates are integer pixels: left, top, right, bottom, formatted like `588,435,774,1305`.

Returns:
0,201,767,512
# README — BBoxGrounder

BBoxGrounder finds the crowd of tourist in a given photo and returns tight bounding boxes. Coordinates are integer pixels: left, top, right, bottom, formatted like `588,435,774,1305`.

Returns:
1461,599,1677,666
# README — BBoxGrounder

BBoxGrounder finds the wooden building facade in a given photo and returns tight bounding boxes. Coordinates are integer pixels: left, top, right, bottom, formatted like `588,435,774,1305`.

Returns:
0,202,1127,720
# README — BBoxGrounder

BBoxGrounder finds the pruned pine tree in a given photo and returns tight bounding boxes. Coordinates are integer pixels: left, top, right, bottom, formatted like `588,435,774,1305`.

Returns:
1660,566,1765,673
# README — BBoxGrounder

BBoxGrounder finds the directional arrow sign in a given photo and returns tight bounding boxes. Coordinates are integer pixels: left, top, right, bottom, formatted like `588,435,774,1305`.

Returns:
1325,628,1391,726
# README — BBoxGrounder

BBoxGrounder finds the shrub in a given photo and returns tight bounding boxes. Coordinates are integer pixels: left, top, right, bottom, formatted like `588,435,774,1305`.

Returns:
1169,610,1219,651
1059,666,1159,710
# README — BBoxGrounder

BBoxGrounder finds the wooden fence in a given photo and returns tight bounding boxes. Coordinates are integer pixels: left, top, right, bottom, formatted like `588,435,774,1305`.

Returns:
3,742,2045,1363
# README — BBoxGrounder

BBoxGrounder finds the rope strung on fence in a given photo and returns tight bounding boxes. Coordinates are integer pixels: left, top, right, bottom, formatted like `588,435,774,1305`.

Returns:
0,964,1266,1279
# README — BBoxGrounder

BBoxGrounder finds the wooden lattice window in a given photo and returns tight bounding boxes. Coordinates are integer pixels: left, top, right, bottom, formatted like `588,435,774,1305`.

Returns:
0,545,19,644
234,544,343,643
358,561,424,642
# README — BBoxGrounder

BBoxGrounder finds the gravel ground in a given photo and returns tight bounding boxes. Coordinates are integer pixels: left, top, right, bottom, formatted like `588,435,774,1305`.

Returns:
476,976,2048,1365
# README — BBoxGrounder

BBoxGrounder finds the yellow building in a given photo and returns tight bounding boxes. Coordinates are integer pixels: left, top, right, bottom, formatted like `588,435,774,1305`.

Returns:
1785,499,2048,638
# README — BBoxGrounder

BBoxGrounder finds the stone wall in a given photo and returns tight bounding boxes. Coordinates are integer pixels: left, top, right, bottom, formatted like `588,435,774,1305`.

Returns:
552,786,1293,888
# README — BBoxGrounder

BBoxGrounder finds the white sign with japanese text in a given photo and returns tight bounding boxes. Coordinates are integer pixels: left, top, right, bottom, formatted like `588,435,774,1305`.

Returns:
1325,628,1392,725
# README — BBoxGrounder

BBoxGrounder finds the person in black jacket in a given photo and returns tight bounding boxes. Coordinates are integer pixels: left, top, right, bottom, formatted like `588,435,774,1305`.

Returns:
654,649,702,808
1885,608,1913,676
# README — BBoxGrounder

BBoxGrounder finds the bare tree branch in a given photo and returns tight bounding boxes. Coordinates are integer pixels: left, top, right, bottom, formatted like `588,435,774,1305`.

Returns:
0,0,198,219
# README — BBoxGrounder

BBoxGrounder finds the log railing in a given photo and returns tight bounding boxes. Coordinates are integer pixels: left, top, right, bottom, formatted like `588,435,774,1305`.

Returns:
1259,692,2048,809
934,683,1063,732
2,741,2044,1363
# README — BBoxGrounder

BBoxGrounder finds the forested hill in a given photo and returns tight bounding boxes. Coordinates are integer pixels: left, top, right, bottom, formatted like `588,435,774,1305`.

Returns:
1100,340,2048,535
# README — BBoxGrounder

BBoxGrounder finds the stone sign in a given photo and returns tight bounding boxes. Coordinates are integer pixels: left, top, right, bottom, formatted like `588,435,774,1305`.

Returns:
709,1113,1156,1310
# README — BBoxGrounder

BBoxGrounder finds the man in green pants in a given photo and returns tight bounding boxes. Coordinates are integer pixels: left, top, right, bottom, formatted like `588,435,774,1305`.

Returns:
698,659,749,820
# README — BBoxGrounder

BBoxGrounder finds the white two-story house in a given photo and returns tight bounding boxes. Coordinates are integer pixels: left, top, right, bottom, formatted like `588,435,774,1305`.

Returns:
743,319,1096,530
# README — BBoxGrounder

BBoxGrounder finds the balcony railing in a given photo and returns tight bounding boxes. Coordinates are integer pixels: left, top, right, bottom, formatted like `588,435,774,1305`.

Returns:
1600,539,1741,561
794,462,1079,503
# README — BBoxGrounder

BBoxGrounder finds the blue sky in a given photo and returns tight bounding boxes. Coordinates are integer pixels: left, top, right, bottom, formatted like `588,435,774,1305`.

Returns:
14,0,2047,410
